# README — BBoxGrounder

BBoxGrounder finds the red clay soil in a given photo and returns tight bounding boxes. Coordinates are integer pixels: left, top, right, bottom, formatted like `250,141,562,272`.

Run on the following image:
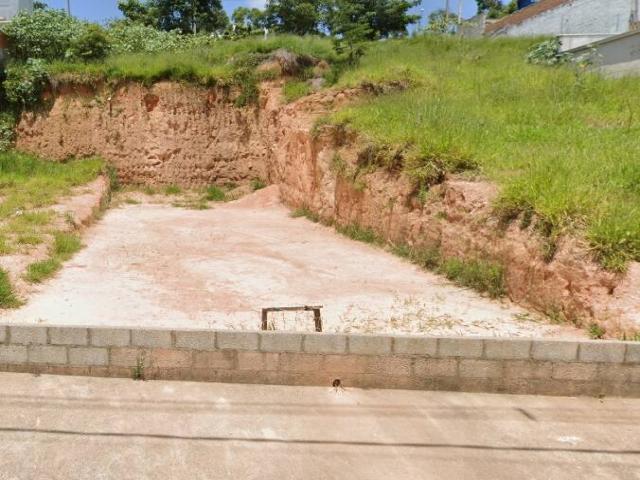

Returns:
14,81,640,336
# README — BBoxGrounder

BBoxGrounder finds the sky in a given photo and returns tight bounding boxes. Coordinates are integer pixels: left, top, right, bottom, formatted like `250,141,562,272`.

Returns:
42,1,480,26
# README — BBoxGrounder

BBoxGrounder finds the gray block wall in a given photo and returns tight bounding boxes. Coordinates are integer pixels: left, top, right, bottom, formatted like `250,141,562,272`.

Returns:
1,325,639,397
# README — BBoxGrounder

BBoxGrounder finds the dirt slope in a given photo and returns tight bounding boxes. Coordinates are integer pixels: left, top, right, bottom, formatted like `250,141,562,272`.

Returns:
15,81,640,336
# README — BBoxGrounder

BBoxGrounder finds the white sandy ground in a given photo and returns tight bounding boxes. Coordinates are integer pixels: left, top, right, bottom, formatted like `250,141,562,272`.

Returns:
0,187,583,338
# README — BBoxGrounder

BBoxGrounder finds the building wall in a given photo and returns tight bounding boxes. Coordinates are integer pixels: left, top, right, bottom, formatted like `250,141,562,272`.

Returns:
0,0,32,21
502,0,634,36
572,30,640,76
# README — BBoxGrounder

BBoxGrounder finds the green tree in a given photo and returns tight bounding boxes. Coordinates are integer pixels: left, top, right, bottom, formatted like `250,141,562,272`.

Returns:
118,0,229,34
326,0,373,63
427,8,456,33
232,7,268,32
475,0,515,18
265,0,325,35
325,0,419,40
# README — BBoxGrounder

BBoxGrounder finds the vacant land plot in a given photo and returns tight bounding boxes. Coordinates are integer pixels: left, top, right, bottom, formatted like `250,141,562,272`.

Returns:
0,187,581,338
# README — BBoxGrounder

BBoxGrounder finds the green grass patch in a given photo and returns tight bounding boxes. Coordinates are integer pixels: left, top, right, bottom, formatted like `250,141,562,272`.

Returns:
53,232,82,260
16,234,43,246
24,258,62,284
332,35,640,270
291,206,321,223
0,269,21,308
438,257,506,299
336,223,383,245
251,178,267,191
283,80,312,103
204,186,226,202
164,185,182,195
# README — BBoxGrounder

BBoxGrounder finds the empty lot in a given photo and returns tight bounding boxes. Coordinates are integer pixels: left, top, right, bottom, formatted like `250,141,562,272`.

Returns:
0,188,582,337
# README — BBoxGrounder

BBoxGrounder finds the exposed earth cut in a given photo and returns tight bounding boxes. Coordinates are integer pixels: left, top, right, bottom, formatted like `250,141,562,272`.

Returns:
14,81,640,336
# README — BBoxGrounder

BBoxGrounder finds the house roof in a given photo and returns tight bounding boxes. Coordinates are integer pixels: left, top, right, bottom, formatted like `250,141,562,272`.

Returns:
485,0,573,34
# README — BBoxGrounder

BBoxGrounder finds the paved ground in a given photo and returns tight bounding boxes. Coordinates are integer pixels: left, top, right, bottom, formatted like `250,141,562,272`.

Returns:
0,188,581,337
0,373,638,479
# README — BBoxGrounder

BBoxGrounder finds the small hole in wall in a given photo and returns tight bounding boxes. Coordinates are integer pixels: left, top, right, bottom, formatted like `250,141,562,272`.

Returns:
332,379,342,388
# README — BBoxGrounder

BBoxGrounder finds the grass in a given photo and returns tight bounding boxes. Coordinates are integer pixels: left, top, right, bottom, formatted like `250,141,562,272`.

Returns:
204,186,226,202
47,35,336,87
24,232,83,284
164,185,182,195
0,268,21,308
283,80,312,103
336,223,383,245
251,178,267,191
291,206,321,223
393,244,506,298
332,35,640,271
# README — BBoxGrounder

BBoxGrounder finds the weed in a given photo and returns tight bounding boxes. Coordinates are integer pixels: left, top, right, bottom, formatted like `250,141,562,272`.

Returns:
336,223,383,245
588,323,607,340
291,206,320,223
392,244,442,271
164,185,182,195
142,185,157,195
283,80,312,103
24,258,61,284
105,164,120,192
204,186,226,202
0,269,22,308
132,353,146,381
251,178,267,191
53,232,82,260
124,197,140,205
438,258,506,299
17,234,43,246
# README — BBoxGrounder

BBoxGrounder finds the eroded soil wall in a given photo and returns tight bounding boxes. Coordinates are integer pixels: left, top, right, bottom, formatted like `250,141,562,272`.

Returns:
16,81,640,335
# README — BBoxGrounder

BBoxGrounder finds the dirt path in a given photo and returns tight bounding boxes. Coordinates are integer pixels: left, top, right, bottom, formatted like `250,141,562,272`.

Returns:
0,187,583,338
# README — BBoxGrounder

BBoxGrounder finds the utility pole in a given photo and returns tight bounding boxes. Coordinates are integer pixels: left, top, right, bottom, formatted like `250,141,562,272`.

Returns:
66,0,71,15
445,0,450,21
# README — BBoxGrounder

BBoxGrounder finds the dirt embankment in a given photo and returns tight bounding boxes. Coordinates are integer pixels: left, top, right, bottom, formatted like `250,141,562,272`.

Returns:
15,81,640,336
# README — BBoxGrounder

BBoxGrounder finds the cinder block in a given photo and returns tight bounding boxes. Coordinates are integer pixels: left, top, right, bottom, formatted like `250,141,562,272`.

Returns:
175,331,216,351
28,346,67,365
531,341,578,362
438,338,483,358
552,362,598,381
49,327,89,346
459,359,503,379
10,326,47,345
596,364,634,383
90,329,131,347
626,343,640,364
393,336,438,356
259,332,303,353
279,353,324,373
323,354,367,374
484,339,531,360
413,358,458,378
503,360,552,380
303,334,347,354
149,349,193,369
364,356,412,376
0,345,28,364
110,348,150,368
68,347,108,366
237,352,280,371
216,331,259,351
0,326,6,344
193,350,236,370
131,330,173,348
349,335,392,356
579,342,626,363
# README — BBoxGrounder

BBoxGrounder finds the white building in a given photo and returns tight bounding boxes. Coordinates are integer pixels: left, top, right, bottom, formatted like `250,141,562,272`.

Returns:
0,0,32,23
486,0,640,50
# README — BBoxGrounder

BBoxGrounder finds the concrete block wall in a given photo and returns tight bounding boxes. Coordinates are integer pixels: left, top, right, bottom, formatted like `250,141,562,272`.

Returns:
0,325,639,397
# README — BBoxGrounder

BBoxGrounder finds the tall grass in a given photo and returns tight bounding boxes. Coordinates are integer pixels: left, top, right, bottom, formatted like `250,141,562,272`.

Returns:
335,35,640,270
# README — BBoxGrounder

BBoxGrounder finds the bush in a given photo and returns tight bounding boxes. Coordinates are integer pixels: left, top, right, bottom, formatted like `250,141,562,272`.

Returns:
68,24,111,62
0,113,16,152
526,38,570,66
3,59,48,107
1,9,83,61
108,21,183,54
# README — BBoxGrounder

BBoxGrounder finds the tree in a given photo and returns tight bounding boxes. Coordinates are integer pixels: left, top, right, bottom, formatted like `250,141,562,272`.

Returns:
325,0,373,63
118,0,229,34
427,9,456,34
475,0,516,18
32,1,48,10
325,0,420,40
231,7,268,32
265,0,325,35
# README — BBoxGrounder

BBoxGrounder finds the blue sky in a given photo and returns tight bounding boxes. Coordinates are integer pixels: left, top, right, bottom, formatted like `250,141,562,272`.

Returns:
42,1,479,25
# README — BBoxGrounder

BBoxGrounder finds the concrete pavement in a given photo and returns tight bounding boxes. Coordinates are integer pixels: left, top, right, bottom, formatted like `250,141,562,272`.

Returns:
0,373,638,479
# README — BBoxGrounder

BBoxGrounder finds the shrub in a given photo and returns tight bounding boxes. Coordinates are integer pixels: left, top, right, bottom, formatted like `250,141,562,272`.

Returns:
205,186,226,201
1,9,83,61
526,38,570,66
108,21,183,54
0,113,16,152
3,59,48,107
68,24,111,62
